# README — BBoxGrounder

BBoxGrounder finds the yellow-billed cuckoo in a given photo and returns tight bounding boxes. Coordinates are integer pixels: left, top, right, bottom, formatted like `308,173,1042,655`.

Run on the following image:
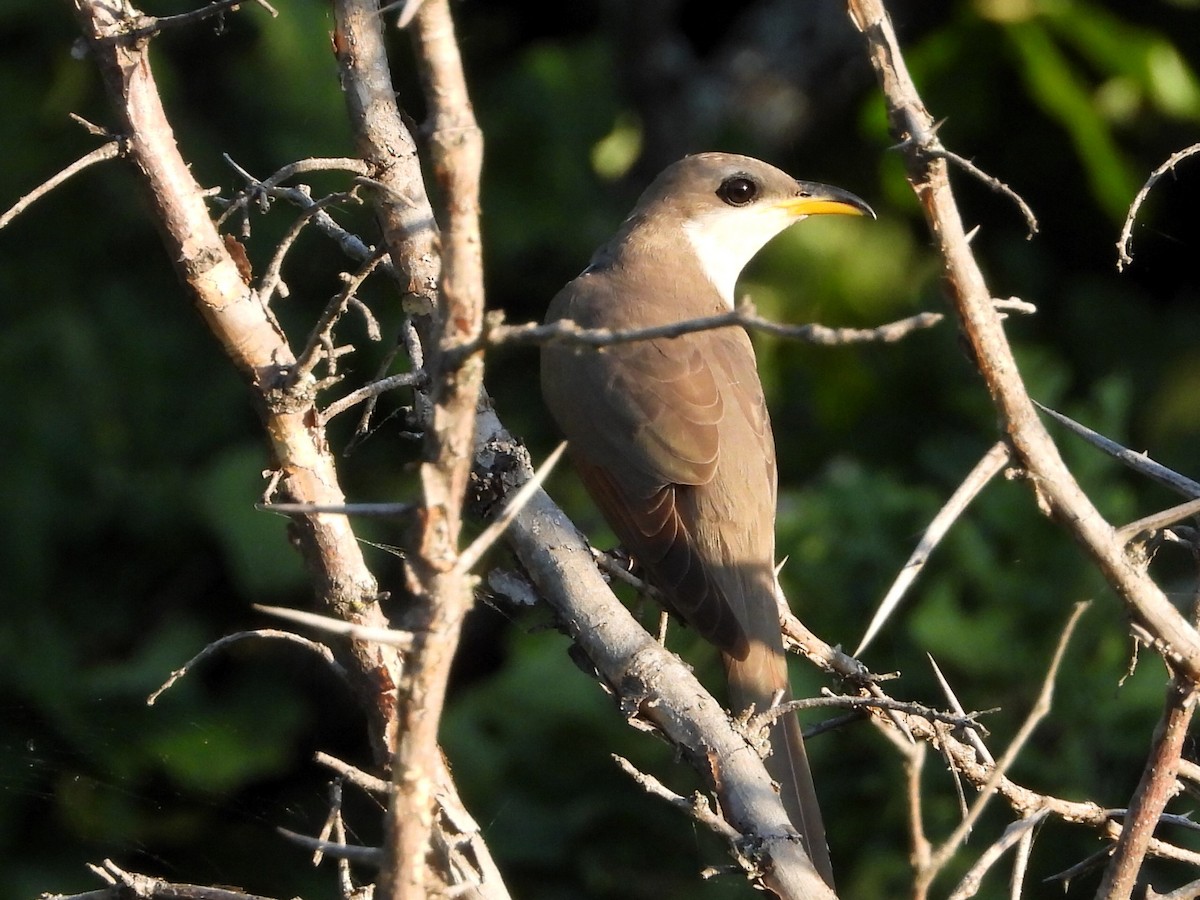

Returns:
541,152,872,885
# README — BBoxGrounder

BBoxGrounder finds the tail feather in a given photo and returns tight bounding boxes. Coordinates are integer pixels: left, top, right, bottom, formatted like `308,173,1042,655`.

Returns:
725,644,833,888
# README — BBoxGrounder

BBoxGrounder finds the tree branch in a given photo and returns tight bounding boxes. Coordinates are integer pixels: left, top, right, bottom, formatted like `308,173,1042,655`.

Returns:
844,0,1200,680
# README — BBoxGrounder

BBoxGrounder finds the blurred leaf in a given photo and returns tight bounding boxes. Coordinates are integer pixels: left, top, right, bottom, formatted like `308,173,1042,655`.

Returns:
194,444,308,596
1005,19,1140,220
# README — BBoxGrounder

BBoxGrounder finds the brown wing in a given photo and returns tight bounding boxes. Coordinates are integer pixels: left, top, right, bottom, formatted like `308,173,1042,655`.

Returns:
542,270,773,654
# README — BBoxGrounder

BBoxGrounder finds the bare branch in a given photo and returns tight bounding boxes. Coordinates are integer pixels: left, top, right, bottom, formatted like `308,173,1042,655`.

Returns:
453,441,567,575
474,405,836,899
1118,142,1200,271
846,0,1200,679
1035,401,1200,500
147,629,350,705
947,810,1050,900
612,754,741,842
253,603,414,649
0,139,122,230
1098,676,1198,897
468,303,943,360
856,440,1010,655
70,0,405,762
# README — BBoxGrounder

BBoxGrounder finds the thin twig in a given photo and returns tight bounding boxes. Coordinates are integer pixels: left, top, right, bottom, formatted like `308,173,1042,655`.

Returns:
1010,819,1035,900
928,602,1088,878
453,441,567,575
0,140,123,230
929,653,995,765
612,755,741,841
1035,401,1200,500
467,304,943,359
147,629,349,705
1118,143,1200,271
321,371,427,425
1117,497,1200,545
315,750,393,796
752,691,987,734
947,810,1050,900
276,827,383,864
253,603,414,649
938,148,1039,238
260,500,417,517
256,189,362,307
291,249,388,385
44,858,284,900
856,440,1010,654
134,0,278,37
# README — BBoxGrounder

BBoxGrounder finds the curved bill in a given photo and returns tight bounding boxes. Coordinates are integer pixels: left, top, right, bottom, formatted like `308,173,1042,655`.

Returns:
778,182,876,220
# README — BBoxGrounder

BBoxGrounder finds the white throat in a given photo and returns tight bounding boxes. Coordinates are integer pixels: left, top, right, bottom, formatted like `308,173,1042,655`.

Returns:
682,207,800,308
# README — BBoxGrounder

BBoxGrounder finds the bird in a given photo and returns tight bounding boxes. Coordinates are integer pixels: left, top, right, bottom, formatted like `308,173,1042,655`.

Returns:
540,151,872,887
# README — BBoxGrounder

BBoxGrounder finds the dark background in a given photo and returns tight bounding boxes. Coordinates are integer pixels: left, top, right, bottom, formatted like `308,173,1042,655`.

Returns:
3,0,1200,897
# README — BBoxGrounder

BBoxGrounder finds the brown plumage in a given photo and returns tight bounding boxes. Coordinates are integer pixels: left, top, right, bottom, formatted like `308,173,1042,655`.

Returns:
541,153,872,887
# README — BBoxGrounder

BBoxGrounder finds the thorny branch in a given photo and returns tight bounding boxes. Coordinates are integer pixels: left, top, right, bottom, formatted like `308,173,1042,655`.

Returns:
1117,142,1200,271
467,303,943,358
845,0,1200,678
36,0,1200,897
66,0,406,765
846,2,1200,895
64,3,506,900
330,1,486,899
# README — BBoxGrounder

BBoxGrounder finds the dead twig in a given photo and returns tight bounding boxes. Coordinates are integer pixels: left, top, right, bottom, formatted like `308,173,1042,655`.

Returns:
613,755,741,841
1035,401,1200,500
147,629,350,705
856,440,1010,655
463,303,943,360
253,603,414,649
947,810,1050,900
846,0,1200,680
0,139,123,230
1117,142,1200,271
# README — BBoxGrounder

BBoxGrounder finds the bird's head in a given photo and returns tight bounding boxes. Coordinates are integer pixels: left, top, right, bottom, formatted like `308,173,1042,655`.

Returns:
631,152,874,307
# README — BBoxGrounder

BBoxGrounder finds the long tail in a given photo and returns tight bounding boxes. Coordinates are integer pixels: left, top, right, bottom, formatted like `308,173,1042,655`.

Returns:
725,641,833,888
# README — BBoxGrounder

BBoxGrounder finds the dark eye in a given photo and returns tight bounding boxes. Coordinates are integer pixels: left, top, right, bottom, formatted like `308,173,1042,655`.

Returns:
716,176,758,207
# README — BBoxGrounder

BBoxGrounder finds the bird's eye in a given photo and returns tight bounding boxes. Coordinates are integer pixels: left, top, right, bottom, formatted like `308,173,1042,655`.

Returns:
716,176,758,207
